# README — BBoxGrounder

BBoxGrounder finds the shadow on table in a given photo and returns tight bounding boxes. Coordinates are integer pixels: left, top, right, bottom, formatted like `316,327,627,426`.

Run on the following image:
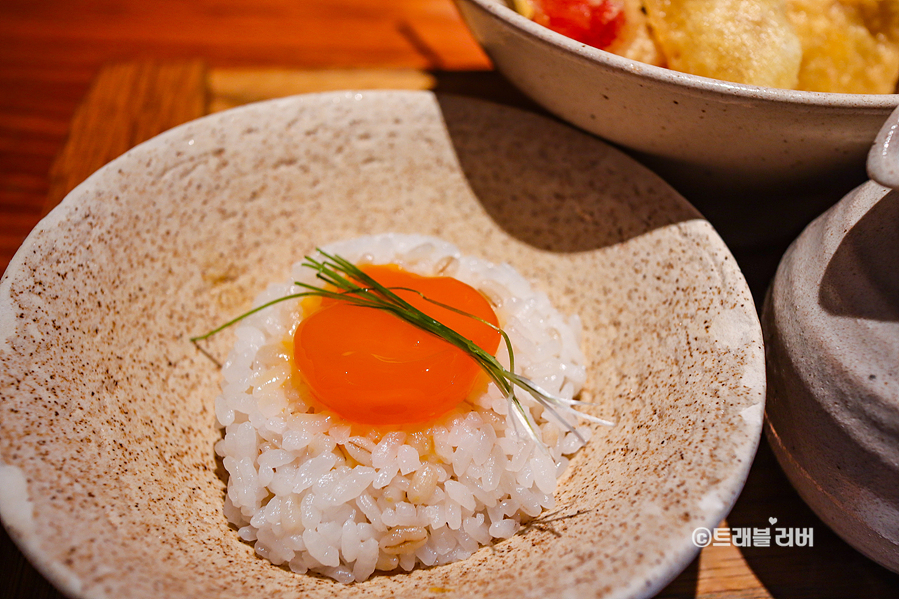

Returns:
650,435,899,599
725,436,899,598
430,70,547,115
1,525,66,599
653,555,701,599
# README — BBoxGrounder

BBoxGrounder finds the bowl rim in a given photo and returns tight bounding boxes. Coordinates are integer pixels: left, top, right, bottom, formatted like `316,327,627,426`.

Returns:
461,0,899,109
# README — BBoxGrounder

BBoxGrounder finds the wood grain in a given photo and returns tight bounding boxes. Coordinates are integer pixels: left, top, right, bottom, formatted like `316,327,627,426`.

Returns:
40,62,543,215
208,67,437,113
0,0,491,275
44,61,207,212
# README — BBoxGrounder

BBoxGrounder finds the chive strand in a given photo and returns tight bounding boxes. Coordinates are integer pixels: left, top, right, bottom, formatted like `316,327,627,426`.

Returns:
192,249,612,445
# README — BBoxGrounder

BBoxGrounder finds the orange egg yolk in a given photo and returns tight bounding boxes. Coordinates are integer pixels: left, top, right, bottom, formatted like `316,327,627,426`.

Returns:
293,265,501,426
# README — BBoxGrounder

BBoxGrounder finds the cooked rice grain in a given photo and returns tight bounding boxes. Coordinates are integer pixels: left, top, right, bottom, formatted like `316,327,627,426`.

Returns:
215,234,590,582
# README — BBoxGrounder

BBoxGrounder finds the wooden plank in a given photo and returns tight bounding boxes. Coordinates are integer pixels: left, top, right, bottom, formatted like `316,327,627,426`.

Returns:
43,60,208,214
42,63,538,217
208,67,437,112
0,0,490,72
207,67,542,116
0,0,492,275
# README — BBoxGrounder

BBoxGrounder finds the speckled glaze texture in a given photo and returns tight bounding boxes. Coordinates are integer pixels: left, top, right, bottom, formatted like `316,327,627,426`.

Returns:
454,0,899,189
0,91,764,599
763,181,899,573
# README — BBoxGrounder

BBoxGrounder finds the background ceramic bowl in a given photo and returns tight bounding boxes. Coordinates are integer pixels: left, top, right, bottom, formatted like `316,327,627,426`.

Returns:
453,0,899,191
0,91,764,599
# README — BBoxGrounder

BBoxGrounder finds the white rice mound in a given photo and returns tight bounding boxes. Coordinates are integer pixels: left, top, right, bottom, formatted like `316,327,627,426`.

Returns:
214,234,591,583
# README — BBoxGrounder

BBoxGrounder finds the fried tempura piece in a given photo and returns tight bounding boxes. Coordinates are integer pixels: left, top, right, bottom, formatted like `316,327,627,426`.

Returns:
641,0,803,88
611,0,667,65
787,0,899,93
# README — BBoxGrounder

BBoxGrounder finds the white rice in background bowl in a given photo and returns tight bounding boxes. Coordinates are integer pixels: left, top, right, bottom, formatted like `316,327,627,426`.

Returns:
214,233,594,583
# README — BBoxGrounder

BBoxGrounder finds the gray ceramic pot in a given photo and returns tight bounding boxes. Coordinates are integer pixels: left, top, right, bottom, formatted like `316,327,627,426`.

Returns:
763,108,899,573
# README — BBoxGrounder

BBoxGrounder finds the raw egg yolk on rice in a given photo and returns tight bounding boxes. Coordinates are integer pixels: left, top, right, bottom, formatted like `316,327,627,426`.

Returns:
293,265,501,425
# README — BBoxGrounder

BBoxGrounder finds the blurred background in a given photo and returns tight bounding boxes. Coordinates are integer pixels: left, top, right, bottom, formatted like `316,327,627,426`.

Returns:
1,1,897,598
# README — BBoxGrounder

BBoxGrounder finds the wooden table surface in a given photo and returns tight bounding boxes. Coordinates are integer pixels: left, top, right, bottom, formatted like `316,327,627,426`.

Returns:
2,2,898,598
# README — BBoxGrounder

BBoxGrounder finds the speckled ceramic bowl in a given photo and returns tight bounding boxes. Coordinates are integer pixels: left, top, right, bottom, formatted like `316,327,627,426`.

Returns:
454,0,899,190
0,91,764,599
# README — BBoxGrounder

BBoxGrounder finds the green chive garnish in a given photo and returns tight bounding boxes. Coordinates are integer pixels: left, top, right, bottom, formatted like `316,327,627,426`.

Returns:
192,250,613,447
